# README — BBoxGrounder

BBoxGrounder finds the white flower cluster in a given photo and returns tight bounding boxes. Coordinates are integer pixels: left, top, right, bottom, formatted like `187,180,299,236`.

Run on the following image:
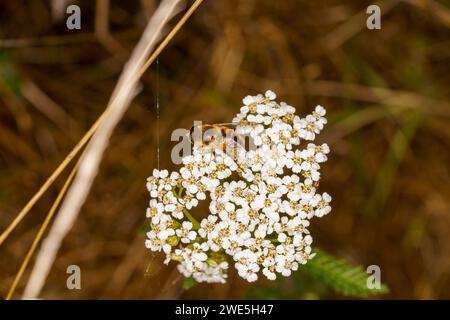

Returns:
145,90,331,284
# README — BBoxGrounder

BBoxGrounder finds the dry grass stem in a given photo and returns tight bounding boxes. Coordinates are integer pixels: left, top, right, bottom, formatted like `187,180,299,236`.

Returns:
22,0,204,299
5,159,81,300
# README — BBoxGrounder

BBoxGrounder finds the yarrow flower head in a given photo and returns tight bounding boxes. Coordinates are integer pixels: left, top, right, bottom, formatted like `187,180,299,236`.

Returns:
145,90,331,284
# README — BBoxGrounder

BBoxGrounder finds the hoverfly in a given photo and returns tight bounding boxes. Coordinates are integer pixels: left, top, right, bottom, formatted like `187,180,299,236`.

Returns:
188,123,250,172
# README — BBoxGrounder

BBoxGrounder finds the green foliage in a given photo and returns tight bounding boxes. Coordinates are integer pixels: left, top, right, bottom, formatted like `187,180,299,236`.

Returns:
246,249,389,299
138,222,152,235
366,112,422,214
182,276,198,290
301,249,389,297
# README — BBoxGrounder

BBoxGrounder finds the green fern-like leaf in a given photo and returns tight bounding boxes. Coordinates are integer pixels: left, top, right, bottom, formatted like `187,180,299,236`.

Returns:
300,249,389,297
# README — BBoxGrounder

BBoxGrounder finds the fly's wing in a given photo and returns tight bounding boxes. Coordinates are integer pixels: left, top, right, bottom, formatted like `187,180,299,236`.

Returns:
218,123,252,152
189,123,250,173
189,123,238,144
213,124,249,169
211,123,247,148
214,123,239,128
189,122,250,159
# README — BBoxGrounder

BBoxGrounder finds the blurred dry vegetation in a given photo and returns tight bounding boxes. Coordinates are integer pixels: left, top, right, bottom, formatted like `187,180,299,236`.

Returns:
0,0,449,299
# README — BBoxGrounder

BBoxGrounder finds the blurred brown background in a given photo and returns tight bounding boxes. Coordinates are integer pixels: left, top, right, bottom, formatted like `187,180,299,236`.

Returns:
0,0,449,299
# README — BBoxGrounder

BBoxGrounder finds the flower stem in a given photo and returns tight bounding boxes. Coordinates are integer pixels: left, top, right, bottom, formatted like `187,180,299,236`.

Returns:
172,186,200,230
183,209,200,230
